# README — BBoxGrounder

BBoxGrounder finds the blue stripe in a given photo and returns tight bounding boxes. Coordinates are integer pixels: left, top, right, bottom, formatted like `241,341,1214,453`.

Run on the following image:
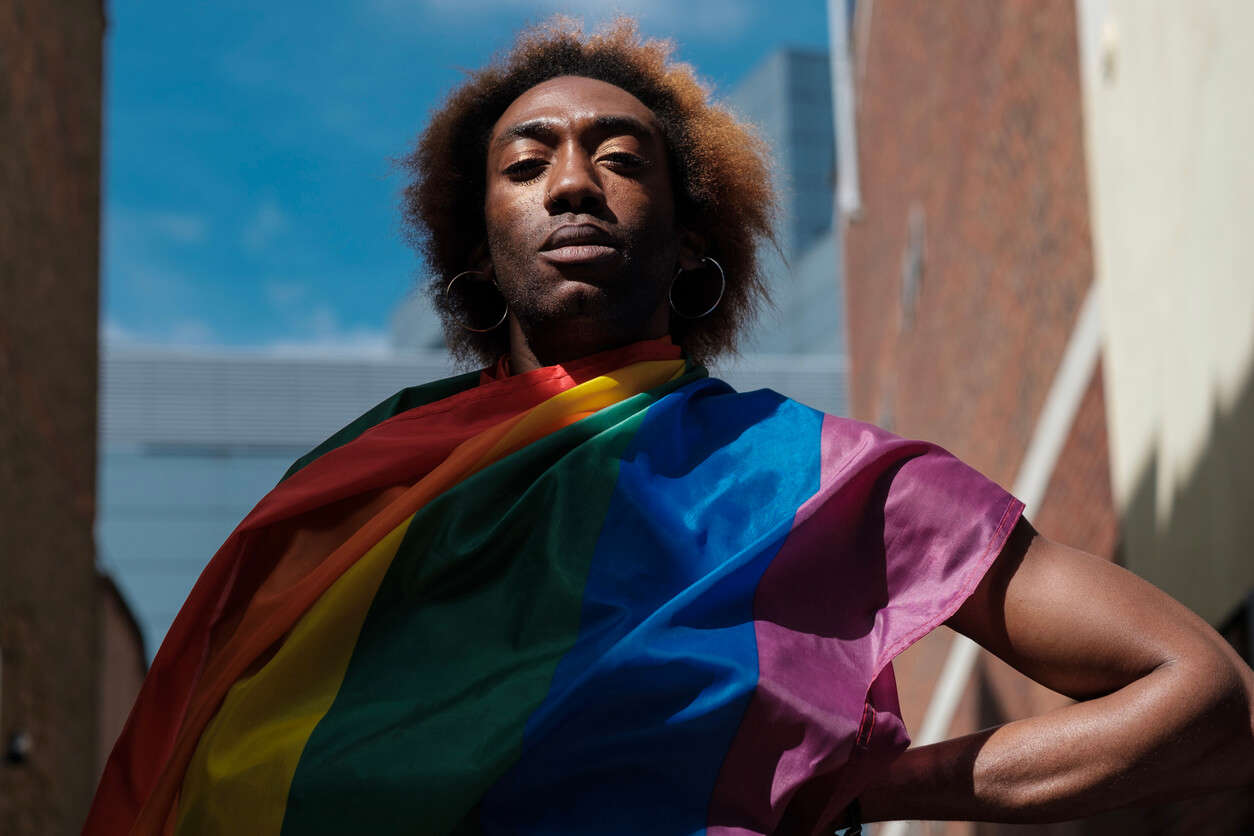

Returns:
480,379,824,835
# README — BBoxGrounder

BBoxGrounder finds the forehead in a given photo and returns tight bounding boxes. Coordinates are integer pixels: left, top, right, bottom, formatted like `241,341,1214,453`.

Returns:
491,76,660,140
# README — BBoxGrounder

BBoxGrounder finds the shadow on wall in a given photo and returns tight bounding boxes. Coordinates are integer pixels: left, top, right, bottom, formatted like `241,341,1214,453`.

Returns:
973,361,1254,834
1077,360,1254,834
1116,358,1254,628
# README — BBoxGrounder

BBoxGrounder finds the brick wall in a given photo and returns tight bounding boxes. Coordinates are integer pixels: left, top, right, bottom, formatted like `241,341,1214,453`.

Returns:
96,574,147,784
846,0,1097,489
0,1,106,833
845,1,1118,833
846,1,1253,831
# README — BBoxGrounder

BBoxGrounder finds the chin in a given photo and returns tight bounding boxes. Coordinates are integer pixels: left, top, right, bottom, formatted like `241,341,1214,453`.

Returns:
508,265,666,338
531,276,618,318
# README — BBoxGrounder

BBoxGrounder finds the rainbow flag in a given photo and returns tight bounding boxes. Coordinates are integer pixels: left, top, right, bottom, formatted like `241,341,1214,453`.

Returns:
86,339,1022,836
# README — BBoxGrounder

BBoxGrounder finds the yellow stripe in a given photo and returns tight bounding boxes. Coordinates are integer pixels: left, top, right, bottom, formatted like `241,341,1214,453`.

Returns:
484,359,688,462
173,359,685,835
174,518,413,836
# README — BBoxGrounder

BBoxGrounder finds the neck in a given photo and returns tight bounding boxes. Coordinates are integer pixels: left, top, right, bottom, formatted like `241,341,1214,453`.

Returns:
506,316,671,373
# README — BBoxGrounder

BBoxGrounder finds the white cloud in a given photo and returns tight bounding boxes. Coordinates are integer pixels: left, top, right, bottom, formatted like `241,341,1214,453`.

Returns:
109,207,210,248
101,311,394,359
105,207,206,304
101,317,140,346
99,316,219,349
259,328,395,359
146,211,210,245
257,291,397,357
369,0,754,41
263,279,309,309
261,281,339,333
305,303,342,337
216,52,402,154
242,198,289,253
168,319,218,346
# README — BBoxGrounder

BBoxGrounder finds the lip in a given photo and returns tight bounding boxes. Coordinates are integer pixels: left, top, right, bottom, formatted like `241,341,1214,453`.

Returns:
539,244,622,265
539,223,622,265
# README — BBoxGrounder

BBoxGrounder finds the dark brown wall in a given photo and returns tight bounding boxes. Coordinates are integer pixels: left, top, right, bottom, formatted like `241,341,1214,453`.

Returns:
96,574,146,784
844,1,1128,833
0,1,106,833
846,2,1252,833
846,0,1097,492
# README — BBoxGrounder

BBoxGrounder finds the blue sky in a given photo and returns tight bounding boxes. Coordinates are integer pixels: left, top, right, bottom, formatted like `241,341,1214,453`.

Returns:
103,0,830,354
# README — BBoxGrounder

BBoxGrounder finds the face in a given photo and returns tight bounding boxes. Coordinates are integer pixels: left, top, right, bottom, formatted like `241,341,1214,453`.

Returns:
483,75,699,363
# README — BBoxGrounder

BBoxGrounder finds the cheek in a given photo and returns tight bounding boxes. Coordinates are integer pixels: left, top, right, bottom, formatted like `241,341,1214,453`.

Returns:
483,191,532,257
624,172,678,232
482,185,511,235
479,194,519,256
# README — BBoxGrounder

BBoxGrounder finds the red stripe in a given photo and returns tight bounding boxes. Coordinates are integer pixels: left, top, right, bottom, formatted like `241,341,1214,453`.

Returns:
85,338,681,836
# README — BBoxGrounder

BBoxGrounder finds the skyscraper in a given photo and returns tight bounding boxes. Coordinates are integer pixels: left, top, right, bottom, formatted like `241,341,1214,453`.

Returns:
724,49,845,356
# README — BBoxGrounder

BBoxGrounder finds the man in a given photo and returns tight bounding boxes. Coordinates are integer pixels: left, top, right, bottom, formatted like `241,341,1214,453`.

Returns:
87,19,1254,836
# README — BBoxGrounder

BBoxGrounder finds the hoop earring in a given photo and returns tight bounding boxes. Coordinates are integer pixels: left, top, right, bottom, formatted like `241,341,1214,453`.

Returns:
445,270,509,333
668,256,726,319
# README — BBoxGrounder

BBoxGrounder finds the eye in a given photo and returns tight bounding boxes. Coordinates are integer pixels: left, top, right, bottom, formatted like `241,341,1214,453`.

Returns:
600,152,649,172
503,158,547,182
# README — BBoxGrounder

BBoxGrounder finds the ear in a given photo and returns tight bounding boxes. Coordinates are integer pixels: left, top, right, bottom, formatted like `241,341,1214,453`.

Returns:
676,228,706,271
467,240,494,280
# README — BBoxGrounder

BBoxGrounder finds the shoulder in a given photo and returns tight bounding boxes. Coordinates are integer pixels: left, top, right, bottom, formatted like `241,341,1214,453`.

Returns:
683,378,934,460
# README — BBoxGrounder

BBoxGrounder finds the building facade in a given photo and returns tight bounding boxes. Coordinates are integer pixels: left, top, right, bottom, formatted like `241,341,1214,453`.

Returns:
97,349,458,657
725,48,845,356
0,1,119,833
97,347,848,668
843,0,1253,833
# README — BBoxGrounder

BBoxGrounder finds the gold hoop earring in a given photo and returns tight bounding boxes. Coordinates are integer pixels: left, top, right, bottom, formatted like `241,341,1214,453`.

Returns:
668,256,726,319
445,270,509,333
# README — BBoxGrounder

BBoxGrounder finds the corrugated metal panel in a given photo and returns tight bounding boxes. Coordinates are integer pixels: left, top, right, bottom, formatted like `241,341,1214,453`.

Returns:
100,349,849,450
712,353,848,416
99,348,459,448
96,347,848,659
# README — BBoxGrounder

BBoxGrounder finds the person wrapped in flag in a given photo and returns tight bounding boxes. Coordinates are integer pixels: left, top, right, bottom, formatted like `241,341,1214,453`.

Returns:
86,17,1254,836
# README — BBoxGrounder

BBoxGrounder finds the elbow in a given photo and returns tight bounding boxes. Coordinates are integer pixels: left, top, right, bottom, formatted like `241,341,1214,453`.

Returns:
1219,659,1254,785
1163,645,1254,787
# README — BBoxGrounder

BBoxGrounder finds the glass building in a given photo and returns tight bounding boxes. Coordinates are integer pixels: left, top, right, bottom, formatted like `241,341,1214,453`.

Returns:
725,48,844,356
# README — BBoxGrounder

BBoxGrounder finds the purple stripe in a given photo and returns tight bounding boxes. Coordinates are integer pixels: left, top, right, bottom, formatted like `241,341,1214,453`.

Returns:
706,415,1024,836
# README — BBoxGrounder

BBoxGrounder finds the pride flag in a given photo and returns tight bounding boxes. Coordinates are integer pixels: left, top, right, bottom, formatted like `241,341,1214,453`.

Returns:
86,339,1022,836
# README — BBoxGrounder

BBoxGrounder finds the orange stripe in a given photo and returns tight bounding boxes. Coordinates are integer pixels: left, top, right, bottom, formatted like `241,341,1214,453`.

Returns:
86,339,685,836
175,516,416,836
134,358,686,835
139,409,534,834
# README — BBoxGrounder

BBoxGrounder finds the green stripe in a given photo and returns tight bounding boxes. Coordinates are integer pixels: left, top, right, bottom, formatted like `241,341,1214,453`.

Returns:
280,370,482,482
281,368,705,836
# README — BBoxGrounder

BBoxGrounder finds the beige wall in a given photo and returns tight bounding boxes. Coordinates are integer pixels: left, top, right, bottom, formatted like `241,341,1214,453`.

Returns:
1076,0,1254,624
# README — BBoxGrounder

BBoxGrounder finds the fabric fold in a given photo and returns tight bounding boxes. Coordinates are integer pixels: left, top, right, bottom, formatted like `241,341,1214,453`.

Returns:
86,338,1023,836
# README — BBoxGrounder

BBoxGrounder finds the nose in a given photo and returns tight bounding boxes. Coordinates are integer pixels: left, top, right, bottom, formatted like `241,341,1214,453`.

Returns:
544,143,606,216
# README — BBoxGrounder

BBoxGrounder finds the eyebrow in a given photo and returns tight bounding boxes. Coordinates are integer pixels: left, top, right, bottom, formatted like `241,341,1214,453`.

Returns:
491,114,658,151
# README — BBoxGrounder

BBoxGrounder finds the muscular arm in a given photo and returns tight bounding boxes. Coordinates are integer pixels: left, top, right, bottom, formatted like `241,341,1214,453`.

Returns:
858,518,1254,824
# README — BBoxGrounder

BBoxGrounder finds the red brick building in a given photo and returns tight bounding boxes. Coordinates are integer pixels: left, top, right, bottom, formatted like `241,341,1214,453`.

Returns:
842,1,1253,832
1,1,146,833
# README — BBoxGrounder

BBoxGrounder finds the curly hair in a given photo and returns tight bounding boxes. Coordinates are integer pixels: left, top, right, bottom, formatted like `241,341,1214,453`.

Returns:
399,16,778,365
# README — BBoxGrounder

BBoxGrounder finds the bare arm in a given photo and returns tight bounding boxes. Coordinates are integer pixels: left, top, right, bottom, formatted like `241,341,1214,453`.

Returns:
858,518,1254,824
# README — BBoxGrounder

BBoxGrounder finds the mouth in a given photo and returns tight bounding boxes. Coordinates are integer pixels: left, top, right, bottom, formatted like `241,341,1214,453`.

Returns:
539,223,623,266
